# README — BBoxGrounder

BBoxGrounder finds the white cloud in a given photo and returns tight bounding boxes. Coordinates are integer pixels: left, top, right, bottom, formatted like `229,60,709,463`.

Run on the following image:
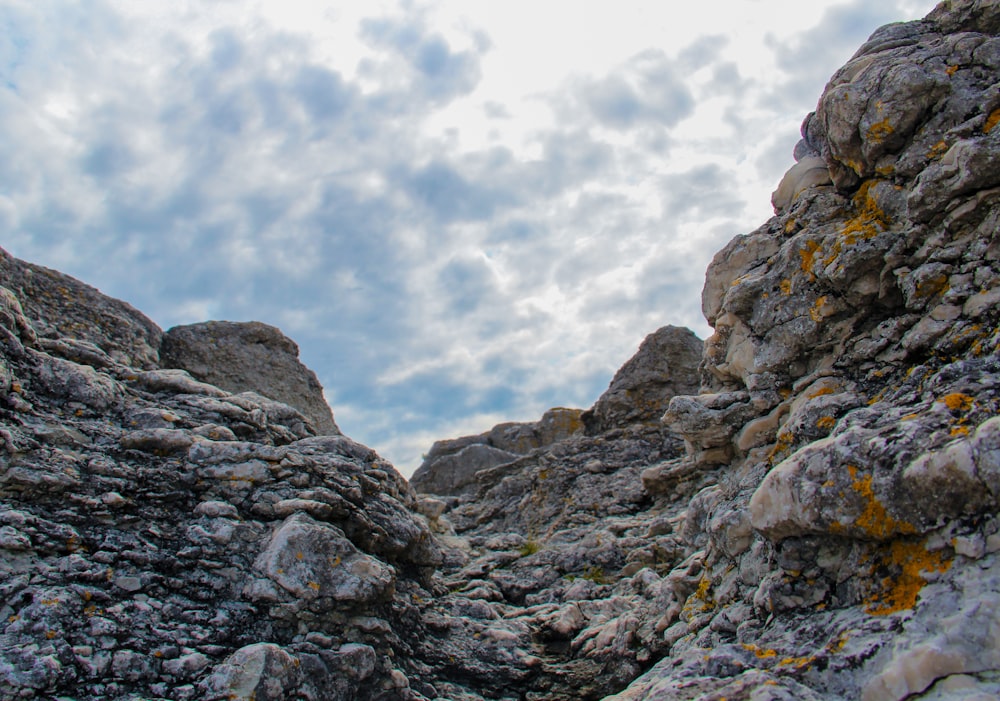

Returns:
0,0,939,475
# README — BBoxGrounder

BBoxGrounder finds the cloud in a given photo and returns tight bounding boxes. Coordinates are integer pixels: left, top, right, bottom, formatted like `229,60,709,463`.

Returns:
564,49,695,130
358,14,485,103
0,0,941,476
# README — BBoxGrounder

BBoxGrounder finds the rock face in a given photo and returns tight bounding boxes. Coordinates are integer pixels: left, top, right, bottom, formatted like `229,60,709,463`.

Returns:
4,3,1000,701
409,406,585,496
410,325,701,498
582,326,703,436
161,321,340,435
0,247,162,369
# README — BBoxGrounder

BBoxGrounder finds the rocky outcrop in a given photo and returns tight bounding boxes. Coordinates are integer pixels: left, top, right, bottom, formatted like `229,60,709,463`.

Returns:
411,325,701,498
410,2,1000,700
409,406,585,496
0,255,410,701
0,247,162,369
582,325,702,435
4,2,1000,700
161,321,340,435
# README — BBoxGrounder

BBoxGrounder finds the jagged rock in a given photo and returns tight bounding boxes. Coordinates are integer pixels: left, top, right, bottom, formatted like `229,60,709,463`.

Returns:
410,406,584,497
611,3,1000,699
160,321,340,436
4,3,1000,701
409,443,519,497
582,325,703,435
0,247,161,369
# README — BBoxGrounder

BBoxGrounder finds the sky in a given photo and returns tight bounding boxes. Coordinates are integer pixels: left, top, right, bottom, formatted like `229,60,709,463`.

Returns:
1,0,938,476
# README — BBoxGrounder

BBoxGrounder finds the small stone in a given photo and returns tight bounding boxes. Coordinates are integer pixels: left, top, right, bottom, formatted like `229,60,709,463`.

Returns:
114,576,142,592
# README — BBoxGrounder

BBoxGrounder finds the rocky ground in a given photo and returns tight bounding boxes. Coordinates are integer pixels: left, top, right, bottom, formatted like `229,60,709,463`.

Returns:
2,1,1000,699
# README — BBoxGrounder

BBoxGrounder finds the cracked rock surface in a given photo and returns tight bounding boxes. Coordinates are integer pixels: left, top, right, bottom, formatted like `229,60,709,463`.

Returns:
3,2,1000,700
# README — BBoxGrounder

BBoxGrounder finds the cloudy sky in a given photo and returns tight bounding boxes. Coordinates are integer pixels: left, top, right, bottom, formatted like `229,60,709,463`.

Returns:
1,0,937,476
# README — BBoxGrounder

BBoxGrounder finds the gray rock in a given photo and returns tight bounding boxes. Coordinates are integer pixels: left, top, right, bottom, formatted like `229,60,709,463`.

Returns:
0,246,161,368
582,325,703,435
410,442,519,497
411,406,584,497
4,3,1000,701
160,321,339,435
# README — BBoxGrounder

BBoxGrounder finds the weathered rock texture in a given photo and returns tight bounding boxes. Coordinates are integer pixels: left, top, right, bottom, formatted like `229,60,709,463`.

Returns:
410,406,585,496
0,248,162,369
4,2,1000,700
582,326,703,436
161,321,339,435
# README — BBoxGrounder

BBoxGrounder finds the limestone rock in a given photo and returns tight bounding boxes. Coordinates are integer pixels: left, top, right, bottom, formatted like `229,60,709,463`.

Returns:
0,247,161,368
5,3,1000,701
160,321,339,435
582,325,702,435
410,406,584,497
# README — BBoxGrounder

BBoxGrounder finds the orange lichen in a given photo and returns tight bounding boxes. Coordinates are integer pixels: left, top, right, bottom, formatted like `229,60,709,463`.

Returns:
799,241,822,280
950,426,970,437
915,274,950,298
809,295,834,322
741,643,778,659
864,539,952,615
847,466,916,539
984,108,1000,134
816,416,836,430
926,140,949,160
808,386,835,399
940,393,974,412
946,65,959,76
778,654,817,669
779,279,792,295
841,180,890,242
867,118,895,143
307,581,321,591
685,576,715,615
767,431,796,464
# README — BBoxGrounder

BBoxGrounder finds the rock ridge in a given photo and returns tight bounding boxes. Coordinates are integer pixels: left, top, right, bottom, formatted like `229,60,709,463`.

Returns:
3,2,1000,700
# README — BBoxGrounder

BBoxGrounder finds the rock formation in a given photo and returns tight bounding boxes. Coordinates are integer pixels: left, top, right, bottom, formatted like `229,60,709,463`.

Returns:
160,321,340,436
3,1,1000,700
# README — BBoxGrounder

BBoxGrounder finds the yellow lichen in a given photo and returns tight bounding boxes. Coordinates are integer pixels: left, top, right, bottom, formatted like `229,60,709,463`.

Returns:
864,539,952,615
810,296,832,322
984,107,1000,134
799,241,822,280
841,180,890,242
926,140,950,160
741,643,778,659
867,118,895,143
915,274,950,298
940,393,974,412
685,576,715,615
780,279,793,295
847,466,916,540
778,654,816,669
767,431,796,464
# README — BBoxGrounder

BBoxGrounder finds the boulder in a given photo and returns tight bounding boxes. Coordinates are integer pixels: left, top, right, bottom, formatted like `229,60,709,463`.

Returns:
160,320,339,435
582,325,703,435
